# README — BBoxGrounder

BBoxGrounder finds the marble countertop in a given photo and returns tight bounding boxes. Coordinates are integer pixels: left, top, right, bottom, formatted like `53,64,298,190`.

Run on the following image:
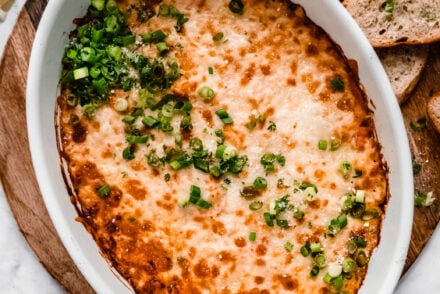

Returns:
0,1,438,293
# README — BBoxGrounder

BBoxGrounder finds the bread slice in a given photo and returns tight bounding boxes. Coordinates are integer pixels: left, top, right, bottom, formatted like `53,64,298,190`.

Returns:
342,0,440,47
376,45,429,104
428,93,440,134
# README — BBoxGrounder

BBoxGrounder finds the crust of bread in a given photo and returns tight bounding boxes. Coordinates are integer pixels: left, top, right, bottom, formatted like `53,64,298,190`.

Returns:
343,0,440,47
376,45,429,104
428,93,440,133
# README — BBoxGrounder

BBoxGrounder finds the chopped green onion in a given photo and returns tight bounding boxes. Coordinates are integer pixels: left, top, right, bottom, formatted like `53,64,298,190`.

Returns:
304,186,318,201
330,137,342,151
310,265,320,277
318,140,327,150
104,15,120,33
142,30,167,43
263,212,274,227
314,253,327,268
164,173,171,182
228,0,244,14
213,32,224,43
310,242,323,253
249,231,257,242
189,185,201,204
162,103,175,117
300,243,311,257
189,138,203,151
142,116,159,127
253,177,267,190
91,0,105,11
197,198,212,209
328,214,348,236
284,241,294,252
97,184,111,198
276,219,289,228
414,191,435,207
331,275,344,290
347,240,358,255
410,117,427,132
83,104,97,118
126,135,148,144
122,145,135,160
73,67,89,80
198,86,216,101
339,161,352,179
215,109,234,124
355,190,366,203
353,169,363,178
80,47,96,63
412,159,421,175
208,66,214,74
249,201,263,211
114,98,128,112
156,42,169,55
240,186,260,199
342,258,356,273
353,237,367,248
328,262,342,277
323,273,332,284
384,0,395,19
355,251,368,267
146,153,161,168
330,77,345,92
267,121,276,132
293,209,305,220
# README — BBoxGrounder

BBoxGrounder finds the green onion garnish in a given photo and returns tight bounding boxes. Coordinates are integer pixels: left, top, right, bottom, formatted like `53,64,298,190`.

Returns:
328,214,348,236
355,251,368,267
249,201,263,211
284,241,294,252
300,243,311,257
332,275,344,290
156,42,169,55
122,145,135,160
189,185,201,204
339,161,352,179
293,209,304,220
267,121,276,132
314,253,327,268
198,86,216,101
310,265,320,277
164,173,170,182
73,67,89,80
215,109,234,124
249,231,257,242
310,242,323,253
213,32,224,43
263,212,274,227
253,177,267,190
318,139,327,150
330,76,345,92
208,66,214,74
97,184,111,198
330,137,342,151
342,258,356,273
142,116,159,128
228,0,244,14
197,198,212,209
410,117,427,132
276,219,289,228
126,135,148,144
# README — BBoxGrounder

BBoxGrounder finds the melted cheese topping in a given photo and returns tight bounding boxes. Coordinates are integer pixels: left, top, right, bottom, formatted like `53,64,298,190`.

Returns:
57,1,388,293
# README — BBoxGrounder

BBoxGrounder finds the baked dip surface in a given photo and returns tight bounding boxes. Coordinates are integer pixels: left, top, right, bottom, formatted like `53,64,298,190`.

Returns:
57,0,388,293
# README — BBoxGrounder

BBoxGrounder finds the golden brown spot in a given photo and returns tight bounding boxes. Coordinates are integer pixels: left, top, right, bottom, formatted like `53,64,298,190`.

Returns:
287,78,297,86
337,97,354,111
211,219,227,235
241,63,256,86
194,259,211,278
234,237,247,248
72,123,87,143
260,64,271,75
236,210,244,217
296,166,304,173
156,200,174,211
124,179,147,200
101,149,113,159
330,182,337,190
201,109,213,127
305,44,318,56
285,254,294,265
290,60,298,75
218,251,236,263
274,274,298,291
255,259,266,266
247,98,259,109
256,244,267,256
309,199,321,209
254,276,265,284
265,107,275,117
130,161,146,171
223,126,246,149
314,169,325,181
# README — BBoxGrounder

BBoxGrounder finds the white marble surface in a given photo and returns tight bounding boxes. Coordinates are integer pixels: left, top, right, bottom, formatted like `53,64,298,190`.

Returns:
0,1,439,293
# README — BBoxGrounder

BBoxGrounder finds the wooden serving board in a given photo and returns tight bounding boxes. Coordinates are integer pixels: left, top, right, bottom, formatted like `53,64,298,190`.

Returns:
0,1,438,293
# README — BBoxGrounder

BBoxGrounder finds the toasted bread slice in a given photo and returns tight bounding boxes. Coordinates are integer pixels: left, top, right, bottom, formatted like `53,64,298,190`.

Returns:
428,93,440,134
376,45,429,104
342,0,440,47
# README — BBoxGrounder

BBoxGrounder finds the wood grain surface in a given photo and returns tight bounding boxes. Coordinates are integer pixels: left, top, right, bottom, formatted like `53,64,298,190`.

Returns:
0,1,438,292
